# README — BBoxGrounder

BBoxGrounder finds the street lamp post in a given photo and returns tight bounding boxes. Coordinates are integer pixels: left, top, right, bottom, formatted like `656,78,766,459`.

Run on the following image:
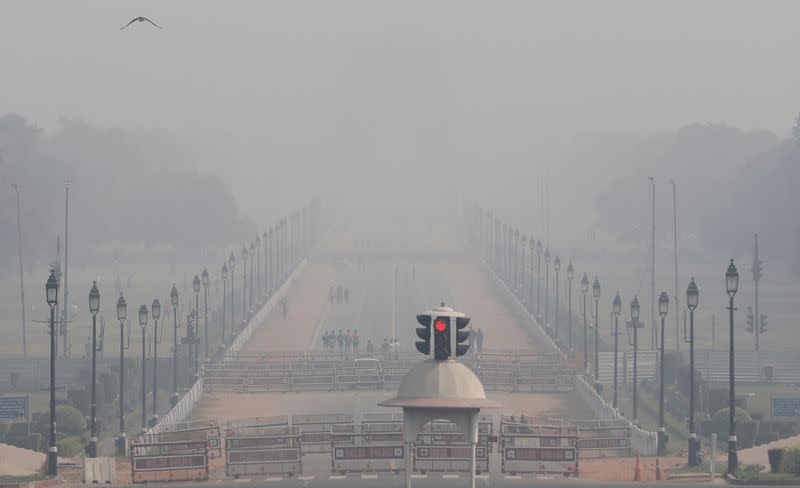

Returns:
581,274,589,371
567,263,574,350
268,228,274,294
513,230,519,292
241,246,248,323
262,231,268,298
593,277,601,382
116,293,129,456
87,282,100,457
686,278,700,465
170,284,179,405
249,242,256,314
221,263,228,347
255,235,262,302
726,260,740,473
631,296,641,425
536,240,543,317
45,270,59,475
520,235,527,295
229,253,236,339
657,291,669,455
138,305,148,430
544,249,551,327
554,256,561,338
150,299,161,427
529,240,535,307
192,275,201,376
202,267,209,361
612,293,621,409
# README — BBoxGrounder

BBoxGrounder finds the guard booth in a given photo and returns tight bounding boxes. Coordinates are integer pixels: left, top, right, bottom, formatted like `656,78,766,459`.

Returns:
575,420,631,457
130,439,209,483
499,417,578,476
225,425,302,478
413,418,493,474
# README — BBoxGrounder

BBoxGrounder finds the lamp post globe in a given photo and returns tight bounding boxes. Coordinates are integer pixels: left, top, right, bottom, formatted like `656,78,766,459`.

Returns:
726,260,739,473
657,290,669,454
686,277,699,465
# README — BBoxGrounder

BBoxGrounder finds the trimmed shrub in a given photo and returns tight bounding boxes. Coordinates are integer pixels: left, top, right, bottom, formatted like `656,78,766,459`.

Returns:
57,436,84,457
768,448,785,473
779,448,800,475
67,388,90,414
28,432,43,451
56,405,86,436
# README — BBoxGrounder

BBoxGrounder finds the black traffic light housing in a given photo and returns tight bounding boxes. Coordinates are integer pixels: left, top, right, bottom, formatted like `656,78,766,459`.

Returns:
415,314,432,355
433,317,451,361
455,316,471,357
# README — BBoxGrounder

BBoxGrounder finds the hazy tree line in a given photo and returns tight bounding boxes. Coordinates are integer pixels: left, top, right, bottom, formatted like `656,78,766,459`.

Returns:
595,116,800,277
0,113,255,272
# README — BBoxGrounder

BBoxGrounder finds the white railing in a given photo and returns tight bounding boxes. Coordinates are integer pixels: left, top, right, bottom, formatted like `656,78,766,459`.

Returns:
574,375,657,455
143,258,308,436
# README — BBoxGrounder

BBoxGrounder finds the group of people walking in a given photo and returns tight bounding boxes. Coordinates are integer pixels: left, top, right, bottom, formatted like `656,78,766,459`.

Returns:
323,329,360,352
328,285,350,305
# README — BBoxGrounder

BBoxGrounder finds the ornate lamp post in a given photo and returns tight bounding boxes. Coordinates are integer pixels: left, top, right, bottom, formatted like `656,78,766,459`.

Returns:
87,281,100,457
536,240,543,317
593,277,601,382
45,270,59,475
529,239,535,307
255,235,262,302
544,248,551,326
192,275,201,375
554,256,561,338
267,228,274,294
657,291,669,455
686,278,700,465
249,242,256,314
170,284,179,405
221,263,228,347
520,235,527,295
581,273,589,370
513,229,519,292
262,231,268,297
150,299,161,426
631,295,641,425
116,293,129,456
612,292,621,409
567,262,574,349
726,260,740,473
241,245,248,323
229,253,236,338
138,305,148,430
201,267,209,361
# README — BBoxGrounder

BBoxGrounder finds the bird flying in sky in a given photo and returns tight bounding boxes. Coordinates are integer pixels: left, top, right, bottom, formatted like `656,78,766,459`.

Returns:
120,17,162,30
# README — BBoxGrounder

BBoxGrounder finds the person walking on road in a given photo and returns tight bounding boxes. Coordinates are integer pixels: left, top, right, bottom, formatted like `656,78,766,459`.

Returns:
337,329,344,353
352,329,359,352
345,329,352,353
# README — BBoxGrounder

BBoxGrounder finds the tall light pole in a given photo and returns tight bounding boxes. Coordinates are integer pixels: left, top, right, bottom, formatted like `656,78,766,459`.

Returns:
170,284,179,405
726,260,740,473
221,263,228,347
255,235,262,302
581,274,589,371
229,253,236,338
554,256,561,338
249,242,255,314
116,293,128,456
150,299,161,426
612,292,621,409
87,282,100,457
567,263,574,350
529,240,535,307
520,235,527,295
45,270,59,475
536,240,543,317
267,228,274,294
11,184,27,358
686,278,699,465
513,230,519,292
657,291,669,455
593,277,601,382
192,275,201,376
138,305,148,430
201,267,209,361
241,245,248,323
62,179,70,358
262,231,268,298
544,248,551,326
631,295,640,426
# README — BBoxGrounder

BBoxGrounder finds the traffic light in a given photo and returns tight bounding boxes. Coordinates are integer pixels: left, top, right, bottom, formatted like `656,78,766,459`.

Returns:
745,306,754,333
433,317,451,360
455,316,471,357
415,314,432,355
759,313,768,334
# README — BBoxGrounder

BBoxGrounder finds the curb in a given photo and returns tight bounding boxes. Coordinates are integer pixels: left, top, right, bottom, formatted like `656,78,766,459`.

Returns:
0,479,59,488
726,473,800,486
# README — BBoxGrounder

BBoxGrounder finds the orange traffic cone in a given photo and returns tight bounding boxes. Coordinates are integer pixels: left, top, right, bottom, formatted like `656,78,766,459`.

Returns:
655,457,664,480
633,454,642,481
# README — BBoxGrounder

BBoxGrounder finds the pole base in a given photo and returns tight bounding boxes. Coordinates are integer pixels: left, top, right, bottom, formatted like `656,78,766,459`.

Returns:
46,449,58,476
115,436,128,457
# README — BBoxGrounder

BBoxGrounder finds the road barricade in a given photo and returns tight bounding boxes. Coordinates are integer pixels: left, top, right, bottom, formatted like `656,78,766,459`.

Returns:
130,440,208,483
576,422,631,457
499,420,578,476
291,414,354,454
332,442,405,474
225,425,302,477
227,415,289,429
413,419,493,474
141,424,222,457
516,371,576,392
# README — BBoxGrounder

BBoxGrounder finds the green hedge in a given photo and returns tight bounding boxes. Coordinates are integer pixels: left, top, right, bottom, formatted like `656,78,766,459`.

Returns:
779,448,800,475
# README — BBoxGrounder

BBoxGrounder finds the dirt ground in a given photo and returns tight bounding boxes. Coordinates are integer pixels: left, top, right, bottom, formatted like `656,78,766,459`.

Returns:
579,455,685,481
442,263,536,352
244,262,335,351
739,433,800,469
0,443,45,476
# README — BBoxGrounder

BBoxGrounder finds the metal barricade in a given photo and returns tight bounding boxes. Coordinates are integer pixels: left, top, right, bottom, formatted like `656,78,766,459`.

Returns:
577,425,631,457
414,445,489,474
332,439,405,474
499,421,578,476
225,426,302,477
227,415,289,429
141,425,222,457
291,414,354,454
130,440,208,483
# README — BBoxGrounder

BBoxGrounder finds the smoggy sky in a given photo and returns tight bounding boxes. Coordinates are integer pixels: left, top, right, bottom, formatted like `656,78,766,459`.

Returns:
2,1,799,232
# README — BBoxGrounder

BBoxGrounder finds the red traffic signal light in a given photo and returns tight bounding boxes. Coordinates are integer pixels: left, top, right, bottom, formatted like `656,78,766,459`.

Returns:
435,320,447,332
